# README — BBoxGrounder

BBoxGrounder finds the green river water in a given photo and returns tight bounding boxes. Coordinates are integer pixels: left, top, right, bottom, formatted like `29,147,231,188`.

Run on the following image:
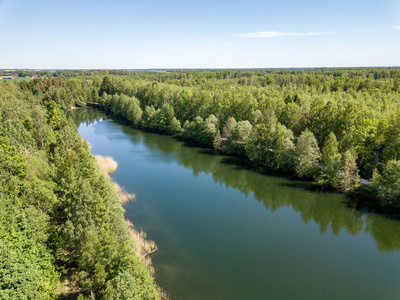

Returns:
74,109,400,300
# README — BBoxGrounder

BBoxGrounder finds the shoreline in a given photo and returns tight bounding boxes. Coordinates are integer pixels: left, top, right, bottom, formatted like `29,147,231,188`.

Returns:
92,152,168,300
90,107,399,216
87,107,400,219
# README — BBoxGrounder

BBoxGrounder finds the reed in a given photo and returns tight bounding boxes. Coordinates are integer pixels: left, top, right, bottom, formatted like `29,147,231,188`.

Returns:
94,155,118,176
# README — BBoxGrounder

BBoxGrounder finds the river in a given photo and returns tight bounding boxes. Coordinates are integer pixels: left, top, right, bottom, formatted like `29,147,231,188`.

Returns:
73,108,400,300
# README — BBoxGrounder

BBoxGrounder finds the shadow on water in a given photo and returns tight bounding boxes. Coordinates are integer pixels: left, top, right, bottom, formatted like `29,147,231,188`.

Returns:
72,108,400,253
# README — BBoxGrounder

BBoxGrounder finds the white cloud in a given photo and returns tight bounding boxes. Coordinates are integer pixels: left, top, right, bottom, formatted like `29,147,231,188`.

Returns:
239,31,329,38
393,26,400,30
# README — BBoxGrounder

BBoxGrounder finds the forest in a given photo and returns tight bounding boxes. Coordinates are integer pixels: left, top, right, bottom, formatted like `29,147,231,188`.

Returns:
0,79,159,298
18,68,400,205
1,67,400,298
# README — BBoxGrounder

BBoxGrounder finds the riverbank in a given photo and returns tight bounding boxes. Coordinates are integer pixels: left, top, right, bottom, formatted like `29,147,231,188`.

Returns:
93,153,168,299
75,112,400,300
90,105,398,218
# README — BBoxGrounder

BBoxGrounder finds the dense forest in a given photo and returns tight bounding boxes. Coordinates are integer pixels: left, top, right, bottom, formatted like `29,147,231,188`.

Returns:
17,67,400,206
1,67,400,298
0,80,159,298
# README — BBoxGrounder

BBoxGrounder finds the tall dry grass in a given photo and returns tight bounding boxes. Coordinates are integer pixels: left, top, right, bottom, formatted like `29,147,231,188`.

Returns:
114,183,136,205
126,220,169,299
94,155,118,175
94,154,135,205
125,220,158,275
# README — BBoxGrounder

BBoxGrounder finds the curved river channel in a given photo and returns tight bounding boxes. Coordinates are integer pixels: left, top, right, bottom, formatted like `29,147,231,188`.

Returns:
74,109,400,300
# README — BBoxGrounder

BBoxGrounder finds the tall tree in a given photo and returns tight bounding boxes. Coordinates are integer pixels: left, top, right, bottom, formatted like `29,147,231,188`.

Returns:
294,129,321,178
99,77,112,96
321,132,342,187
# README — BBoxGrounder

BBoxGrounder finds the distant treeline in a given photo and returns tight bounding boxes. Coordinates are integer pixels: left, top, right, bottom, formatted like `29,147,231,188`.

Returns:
0,81,159,298
18,68,400,207
3,67,400,81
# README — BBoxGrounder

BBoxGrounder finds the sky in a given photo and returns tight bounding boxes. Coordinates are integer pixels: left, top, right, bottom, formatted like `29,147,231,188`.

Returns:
0,0,399,69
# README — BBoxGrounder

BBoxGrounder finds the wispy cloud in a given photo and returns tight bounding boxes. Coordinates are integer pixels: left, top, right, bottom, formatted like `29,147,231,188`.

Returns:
239,31,331,38
393,26,400,30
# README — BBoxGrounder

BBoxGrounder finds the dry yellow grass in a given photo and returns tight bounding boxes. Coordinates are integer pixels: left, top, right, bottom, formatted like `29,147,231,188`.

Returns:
126,220,169,299
93,154,135,206
114,183,136,205
125,220,158,276
94,155,118,176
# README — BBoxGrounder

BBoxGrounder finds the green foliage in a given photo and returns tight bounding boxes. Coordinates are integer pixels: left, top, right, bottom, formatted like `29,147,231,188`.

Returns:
1,120,36,152
0,240,43,300
183,116,204,142
245,114,279,166
125,97,143,126
39,67,399,201
104,272,140,300
336,148,359,191
274,123,295,172
245,124,269,164
0,81,159,299
70,68,399,192
295,129,321,178
218,118,252,155
143,105,157,128
353,117,388,177
321,132,342,187
0,194,58,300
222,117,237,140
0,136,27,178
44,100,64,130
235,120,252,143
43,86,73,110
99,77,112,96
2,68,399,293
372,160,400,206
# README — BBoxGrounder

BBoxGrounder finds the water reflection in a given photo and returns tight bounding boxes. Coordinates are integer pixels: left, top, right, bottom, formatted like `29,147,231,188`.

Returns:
72,108,400,253
67,107,108,126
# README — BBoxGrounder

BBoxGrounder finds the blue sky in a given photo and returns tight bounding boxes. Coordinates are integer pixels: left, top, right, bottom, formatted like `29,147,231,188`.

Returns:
1,0,399,68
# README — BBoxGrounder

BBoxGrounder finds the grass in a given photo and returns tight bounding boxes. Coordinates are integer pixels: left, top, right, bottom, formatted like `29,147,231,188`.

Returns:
94,155,118,175
125,220,158,275
94,154,136,205
126,220,169,299
115,183,136,205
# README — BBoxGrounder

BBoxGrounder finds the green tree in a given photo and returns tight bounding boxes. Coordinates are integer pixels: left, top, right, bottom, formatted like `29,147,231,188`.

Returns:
202,114,218,146
371,160,400,206
0,136,27,178
321,132,342,187
99,77,112,96
142,106,157,128
104,272,140,300
294,129,321,178
245,124,268,165
275,123,295,172
235,120,252,143
0,241,42,300
336,148,359,191
222,117,237,140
